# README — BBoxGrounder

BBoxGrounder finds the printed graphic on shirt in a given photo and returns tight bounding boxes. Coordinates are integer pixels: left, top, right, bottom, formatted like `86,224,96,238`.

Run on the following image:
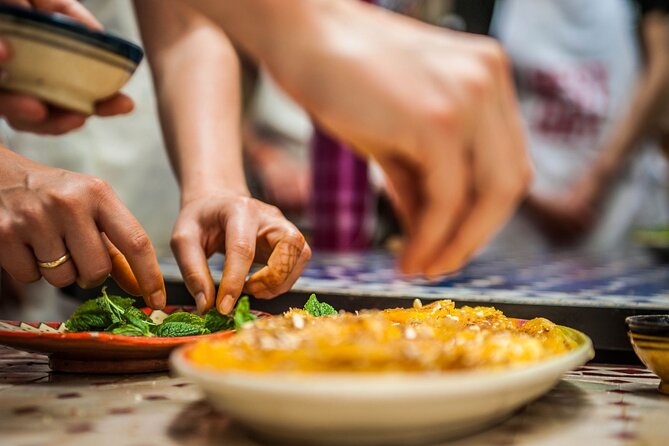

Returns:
521,62,610,144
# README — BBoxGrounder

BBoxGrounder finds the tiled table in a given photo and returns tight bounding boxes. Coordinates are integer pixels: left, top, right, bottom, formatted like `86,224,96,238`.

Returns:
1,347,668,446
159,249,669,353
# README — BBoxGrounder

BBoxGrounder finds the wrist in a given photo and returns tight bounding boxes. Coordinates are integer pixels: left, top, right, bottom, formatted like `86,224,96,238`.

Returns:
180,183,250,208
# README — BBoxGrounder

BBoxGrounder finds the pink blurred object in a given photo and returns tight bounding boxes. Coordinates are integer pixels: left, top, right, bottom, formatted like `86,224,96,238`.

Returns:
310,128,374,251
309,0,376,251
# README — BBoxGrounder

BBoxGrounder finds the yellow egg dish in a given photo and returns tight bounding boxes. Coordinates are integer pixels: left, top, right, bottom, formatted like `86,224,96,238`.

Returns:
187,300,579,373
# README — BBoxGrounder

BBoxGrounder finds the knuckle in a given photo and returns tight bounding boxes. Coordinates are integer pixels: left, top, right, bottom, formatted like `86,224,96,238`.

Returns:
229,240,255,261
47,273,76,289
10,268,41,284
302,243,313,261
180,269,204,286
15,201,45,227
282,227,306,247
268,205,283,217
86,176,113,198
127,231,153,255
425,100,457,132
463,69,493,99
477,39,509,73
79,261,112,286
170,229,191,251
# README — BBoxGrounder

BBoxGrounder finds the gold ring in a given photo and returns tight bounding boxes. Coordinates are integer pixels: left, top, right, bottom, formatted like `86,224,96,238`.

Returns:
37,253,71,269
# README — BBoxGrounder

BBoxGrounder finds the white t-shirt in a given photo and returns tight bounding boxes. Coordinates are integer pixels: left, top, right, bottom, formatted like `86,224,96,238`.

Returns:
488,0,669,254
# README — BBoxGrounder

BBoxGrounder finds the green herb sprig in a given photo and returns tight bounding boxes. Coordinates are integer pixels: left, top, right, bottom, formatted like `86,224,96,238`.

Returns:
64,288,257,337
303,294,337,317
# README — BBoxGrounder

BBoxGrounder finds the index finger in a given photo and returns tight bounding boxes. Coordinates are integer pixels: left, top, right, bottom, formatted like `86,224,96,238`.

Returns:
399,150,468,276
216,214,259,314
243,226,307,299
97,193,166,309
103,234,142,297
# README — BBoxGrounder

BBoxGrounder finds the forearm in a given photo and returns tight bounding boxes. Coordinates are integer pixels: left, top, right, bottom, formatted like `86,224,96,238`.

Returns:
135,0,248,204
183,0,384,113
592,11,669,184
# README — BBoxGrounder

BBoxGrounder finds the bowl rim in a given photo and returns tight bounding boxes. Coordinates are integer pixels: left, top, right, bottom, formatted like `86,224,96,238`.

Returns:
0,4,143,63
626,315,669,337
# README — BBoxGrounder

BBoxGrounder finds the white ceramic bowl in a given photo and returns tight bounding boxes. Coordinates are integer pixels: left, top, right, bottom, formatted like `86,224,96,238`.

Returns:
0,5,143,115
171,326,593,446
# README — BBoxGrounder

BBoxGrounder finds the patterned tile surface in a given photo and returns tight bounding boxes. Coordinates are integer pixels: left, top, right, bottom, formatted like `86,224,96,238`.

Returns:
1,347,667,446
163,250,669,310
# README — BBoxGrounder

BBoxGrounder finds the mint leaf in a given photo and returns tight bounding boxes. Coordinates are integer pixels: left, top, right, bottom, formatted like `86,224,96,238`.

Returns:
65,287,135,332
233,296,256,330
65,288,260,337
109,324,147,337
303,294,337,317
122,306,154,336
162,312,205,327
65,312,110,332
204,309,235,333
154,322,210,337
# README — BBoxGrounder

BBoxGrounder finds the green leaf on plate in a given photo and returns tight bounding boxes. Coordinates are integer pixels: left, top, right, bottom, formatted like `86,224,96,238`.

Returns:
303,294,337,317
154,321,210,337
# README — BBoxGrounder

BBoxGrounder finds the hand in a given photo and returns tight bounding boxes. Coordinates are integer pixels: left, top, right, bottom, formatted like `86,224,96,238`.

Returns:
0,0,102,30
0,1,134,134
170,193,311,314
258,3,531,277
246,136,310,213
0,146,166,308
525,187,599,245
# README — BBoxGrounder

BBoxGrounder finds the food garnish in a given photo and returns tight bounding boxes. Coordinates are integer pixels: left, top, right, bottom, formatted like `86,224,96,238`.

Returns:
303,293,337,317
64,288,256,337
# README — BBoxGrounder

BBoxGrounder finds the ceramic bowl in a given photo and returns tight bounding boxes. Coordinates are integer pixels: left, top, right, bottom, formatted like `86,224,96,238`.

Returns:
626,315,669,395
171,325,593,446
0,4,143,115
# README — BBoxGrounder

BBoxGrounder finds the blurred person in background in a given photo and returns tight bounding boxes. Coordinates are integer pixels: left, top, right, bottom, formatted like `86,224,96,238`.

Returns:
488,0,669,255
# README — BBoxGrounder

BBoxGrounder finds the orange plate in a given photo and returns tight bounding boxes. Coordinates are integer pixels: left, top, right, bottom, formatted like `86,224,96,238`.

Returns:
0,306,265,373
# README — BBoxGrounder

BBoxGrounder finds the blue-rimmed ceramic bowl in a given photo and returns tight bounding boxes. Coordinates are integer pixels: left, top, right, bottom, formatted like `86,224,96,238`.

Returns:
0,4,143,115
626,315,669,395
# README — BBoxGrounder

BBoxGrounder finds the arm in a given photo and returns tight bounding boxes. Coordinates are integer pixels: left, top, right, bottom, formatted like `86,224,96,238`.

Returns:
135,0,310,314
184,0,531,276
577,11,669,200
0,0,134,134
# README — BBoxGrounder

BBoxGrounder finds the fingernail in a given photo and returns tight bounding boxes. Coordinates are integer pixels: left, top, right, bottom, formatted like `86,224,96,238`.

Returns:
195,292,206,313
219,294,235,314
149,290,165,309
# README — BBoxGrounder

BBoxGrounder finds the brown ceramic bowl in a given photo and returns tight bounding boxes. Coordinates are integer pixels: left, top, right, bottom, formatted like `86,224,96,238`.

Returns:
626,315,669,395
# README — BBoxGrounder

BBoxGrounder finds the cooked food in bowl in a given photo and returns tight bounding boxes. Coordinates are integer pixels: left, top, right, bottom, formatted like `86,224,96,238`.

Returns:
187,299,580,373
173,297,592,445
